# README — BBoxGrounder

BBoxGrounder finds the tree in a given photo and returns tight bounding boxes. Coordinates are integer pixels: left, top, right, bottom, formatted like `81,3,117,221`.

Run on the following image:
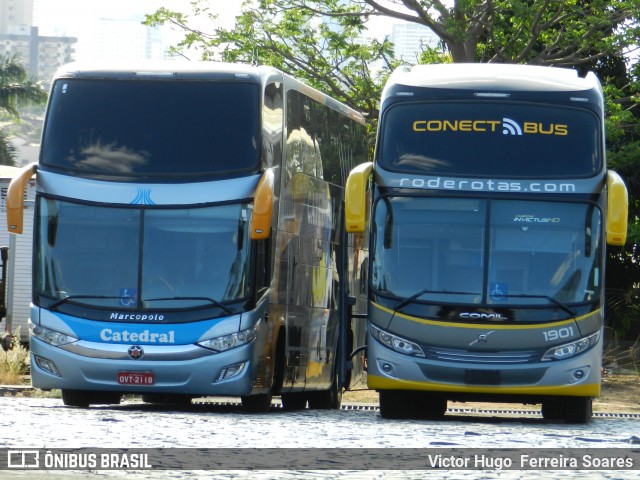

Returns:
147,0,640,299
203,0,640,65
0,54,48,166
146,0,400,123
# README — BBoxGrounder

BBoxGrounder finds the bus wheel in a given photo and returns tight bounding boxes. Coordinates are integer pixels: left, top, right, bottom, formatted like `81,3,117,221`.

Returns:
241,393,273,413
280,392,307,410
308,366,343,410
422,395,447,420
62,389,91,408
541,399,564,420
379,390,410,419
379,391,447,419
141,394,164,404
563,397,593,424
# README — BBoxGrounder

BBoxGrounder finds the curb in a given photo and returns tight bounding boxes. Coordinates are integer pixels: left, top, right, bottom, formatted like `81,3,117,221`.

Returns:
0,384,33,395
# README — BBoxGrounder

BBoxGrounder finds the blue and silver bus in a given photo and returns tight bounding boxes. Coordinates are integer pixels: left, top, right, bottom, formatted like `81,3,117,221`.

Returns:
345,64,628,423
8,62,368,410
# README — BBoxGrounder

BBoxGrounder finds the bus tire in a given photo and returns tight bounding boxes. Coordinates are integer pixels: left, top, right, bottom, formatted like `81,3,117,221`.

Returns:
61,389,91,408
141,394,164,404
379,390,409,419
281,392,307,410
422,395,447,420
380,390,447,419
563,397,593,424
541,399,564,420
241,393,273,413
308,365,342,410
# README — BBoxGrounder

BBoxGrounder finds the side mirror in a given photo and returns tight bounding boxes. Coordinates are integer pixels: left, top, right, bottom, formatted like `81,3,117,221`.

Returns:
7,162,37,235
606,170,628,246
251,169,274,240
345,162,373,233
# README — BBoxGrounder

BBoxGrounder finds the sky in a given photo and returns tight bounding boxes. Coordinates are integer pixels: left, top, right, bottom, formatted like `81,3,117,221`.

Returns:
32,0,246,61
32,0,396,62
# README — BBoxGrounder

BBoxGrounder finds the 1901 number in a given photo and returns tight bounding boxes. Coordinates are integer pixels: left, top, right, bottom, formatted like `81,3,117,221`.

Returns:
542,327,574,342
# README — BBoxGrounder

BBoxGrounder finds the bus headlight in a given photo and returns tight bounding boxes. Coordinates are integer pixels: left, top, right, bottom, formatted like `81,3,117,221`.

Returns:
30,322,78,346
198,320,261,353
370,324,425,358
541,331,600,361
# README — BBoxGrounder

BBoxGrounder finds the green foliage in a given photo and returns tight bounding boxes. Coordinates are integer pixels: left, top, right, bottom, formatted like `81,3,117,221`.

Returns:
146,0,400,122
0,54,48,166
147,0,640,300
0,130,17,166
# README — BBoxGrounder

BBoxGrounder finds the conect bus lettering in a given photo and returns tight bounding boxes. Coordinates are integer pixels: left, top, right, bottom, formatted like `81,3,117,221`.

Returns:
345,64,629,424
412,119,568,136
7,62,369,411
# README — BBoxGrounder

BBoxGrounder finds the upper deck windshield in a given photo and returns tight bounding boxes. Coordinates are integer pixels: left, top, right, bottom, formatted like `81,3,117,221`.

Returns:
41,79,260,180
371,197,602,314
36,198,253,314
378,102,601,178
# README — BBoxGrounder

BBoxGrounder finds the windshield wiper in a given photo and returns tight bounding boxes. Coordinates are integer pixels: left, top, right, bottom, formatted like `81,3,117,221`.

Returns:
394,288,480,312
143,296,233,314
498,294,576,317
47,295,125,310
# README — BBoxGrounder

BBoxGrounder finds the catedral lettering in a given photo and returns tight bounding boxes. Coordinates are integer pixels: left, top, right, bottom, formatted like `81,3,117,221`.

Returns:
8,62,368,410
100,328,175,344
412,119,568,135
345,63,628,424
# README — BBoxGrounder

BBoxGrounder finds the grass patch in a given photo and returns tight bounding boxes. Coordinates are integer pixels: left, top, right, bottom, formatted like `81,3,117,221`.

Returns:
0,328,30,385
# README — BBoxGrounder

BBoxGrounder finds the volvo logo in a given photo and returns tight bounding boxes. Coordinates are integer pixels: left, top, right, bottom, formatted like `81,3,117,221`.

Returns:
469,331,495,346
128,345,144,360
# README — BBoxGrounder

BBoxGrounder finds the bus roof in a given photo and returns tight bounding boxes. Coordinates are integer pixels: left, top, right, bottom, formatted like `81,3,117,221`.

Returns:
52,61,279,81
385,63,601,94
52,61,366,125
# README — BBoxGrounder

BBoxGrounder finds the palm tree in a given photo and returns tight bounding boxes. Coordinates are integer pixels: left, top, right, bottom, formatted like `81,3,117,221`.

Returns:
0,54,48,166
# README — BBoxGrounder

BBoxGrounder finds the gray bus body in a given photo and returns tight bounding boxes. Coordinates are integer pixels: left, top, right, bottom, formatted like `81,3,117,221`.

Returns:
13,62,368,410
346,63,628,423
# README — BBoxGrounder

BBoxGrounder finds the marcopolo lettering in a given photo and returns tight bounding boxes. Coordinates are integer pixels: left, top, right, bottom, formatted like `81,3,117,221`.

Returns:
100,328,176,344
110,312,164,321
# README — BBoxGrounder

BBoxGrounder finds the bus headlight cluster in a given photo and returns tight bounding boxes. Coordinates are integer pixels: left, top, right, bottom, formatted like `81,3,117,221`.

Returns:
30,322,78,347
541,331,600,361
198,320,261,353
370,324,425,357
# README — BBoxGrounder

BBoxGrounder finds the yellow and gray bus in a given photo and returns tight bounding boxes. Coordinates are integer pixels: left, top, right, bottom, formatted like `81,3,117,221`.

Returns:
345,63,628,423
8,62,368,410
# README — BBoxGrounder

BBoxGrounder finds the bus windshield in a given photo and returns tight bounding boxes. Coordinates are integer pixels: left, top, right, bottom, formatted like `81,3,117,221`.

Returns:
36,199,253,312
378,102,601,178
41,79,261,179
371,197,602,309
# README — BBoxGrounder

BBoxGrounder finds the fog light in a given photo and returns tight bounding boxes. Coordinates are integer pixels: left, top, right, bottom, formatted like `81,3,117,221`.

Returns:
215,363,246,383
569,367,589,384
377,360,396,377
34,355,61,376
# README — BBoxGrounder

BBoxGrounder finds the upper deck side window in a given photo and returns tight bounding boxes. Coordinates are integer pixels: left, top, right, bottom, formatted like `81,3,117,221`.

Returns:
377,101,601,179
41,78,261,181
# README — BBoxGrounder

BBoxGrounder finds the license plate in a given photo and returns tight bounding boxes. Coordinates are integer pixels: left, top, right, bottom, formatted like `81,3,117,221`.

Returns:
117,371,155,385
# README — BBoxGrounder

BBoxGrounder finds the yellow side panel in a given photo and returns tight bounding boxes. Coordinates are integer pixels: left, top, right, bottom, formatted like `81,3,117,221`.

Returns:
606,170,628,246
6,162,37,235
368,374,601,397
344,162,373,233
